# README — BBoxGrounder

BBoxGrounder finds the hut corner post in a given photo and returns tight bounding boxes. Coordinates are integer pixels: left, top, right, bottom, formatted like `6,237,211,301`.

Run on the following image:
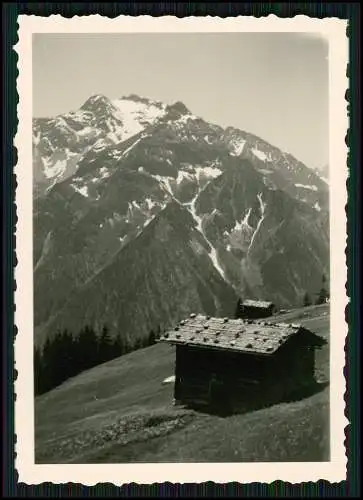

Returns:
173,345,182,406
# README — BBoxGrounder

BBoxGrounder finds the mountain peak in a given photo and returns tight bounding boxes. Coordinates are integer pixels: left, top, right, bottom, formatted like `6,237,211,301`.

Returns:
122,94,155,105
80,94,113,111
168,101,191,115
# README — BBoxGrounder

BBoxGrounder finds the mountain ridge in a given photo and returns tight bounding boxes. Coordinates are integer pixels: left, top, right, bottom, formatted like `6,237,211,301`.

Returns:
33,94,329,346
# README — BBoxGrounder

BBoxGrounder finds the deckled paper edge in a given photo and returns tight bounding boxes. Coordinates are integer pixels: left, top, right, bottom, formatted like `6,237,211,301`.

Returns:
13,14,349,486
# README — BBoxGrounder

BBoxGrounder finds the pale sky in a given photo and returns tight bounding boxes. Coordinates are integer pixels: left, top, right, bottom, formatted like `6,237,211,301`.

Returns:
33,33,329,169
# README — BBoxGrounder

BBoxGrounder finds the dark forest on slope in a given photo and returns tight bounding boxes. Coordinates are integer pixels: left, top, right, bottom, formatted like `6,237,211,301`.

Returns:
34,324,159,395
35,276,329,397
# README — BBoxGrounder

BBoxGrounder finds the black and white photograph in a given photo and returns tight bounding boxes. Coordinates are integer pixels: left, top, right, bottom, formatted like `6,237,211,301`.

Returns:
15,15,348,485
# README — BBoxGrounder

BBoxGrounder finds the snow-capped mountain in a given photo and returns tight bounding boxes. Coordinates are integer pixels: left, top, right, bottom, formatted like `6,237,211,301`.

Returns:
33,94,169,196
33,94,329,346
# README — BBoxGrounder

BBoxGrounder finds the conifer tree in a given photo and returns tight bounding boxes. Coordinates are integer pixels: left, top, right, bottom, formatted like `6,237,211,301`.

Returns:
156,325,162,339
41,334,59,392
316,287,329,305
98,325,114,363
34,345,43,395
113,333,125,356
303,292,312,307
149,329,156,346
76,325,98,371
55,329,75,382
316,274,329,305
134,337,143,350
141,334,149,348
234,298,243,319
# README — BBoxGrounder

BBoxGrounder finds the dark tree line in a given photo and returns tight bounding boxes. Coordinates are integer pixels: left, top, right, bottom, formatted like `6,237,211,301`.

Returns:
34,325,160,396
303,274,330,307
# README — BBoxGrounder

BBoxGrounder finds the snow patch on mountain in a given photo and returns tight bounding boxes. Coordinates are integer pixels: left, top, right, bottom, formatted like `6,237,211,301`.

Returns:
149,165,222,198
176,170,194,184
43,159,67,179
234,207,252,232
230,139,246,157
122,136,144,158
152,175,174,196
208,246,226,280
252,148,268,162
111,98,167,142
257,168,274,175
33,131,41,146
247,193,266,256
93,139,109,151
295,183,318,191
257,192,267,213
99,167,112,179
71,184,89,198
143,216,156,228
145,198,156,211
57,117,78,137
188,194,203,234
185,179,227,281
105,120,123,144
195,166,223,181
77,126,94,137
177,113,199,124
314,201,321,212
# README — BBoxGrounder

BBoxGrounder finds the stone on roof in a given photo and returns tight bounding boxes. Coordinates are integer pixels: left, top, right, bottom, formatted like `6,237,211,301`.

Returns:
158,314,323,355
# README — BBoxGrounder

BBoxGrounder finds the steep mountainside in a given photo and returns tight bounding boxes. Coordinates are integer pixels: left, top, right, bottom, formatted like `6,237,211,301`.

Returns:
33,94,329,345
37,202,237,345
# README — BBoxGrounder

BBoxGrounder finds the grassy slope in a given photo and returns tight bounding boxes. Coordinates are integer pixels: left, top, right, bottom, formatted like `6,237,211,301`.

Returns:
35,304,330,463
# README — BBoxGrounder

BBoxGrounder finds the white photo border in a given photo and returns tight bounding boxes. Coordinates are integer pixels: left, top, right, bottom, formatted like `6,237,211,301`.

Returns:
14,14,349,485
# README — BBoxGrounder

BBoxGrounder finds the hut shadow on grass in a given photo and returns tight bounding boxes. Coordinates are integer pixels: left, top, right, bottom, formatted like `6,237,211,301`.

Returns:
184,380,329,418
280,380,329,404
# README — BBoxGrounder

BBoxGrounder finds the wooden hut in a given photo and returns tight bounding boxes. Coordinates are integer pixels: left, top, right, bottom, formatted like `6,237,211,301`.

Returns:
236,299,277,320
158,314,326,413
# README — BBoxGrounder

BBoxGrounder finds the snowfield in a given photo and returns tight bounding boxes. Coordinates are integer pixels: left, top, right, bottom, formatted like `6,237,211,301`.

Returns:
295,183,319,192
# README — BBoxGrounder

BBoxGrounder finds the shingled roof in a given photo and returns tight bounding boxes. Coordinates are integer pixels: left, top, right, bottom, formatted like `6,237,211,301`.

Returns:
158,314,324,356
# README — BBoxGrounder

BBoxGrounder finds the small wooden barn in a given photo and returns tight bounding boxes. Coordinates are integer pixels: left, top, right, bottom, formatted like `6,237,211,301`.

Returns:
158,314,326,413
236,299,277,320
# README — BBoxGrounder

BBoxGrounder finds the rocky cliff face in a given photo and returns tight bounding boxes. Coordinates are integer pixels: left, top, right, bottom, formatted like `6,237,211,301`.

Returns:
33,94,329,345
